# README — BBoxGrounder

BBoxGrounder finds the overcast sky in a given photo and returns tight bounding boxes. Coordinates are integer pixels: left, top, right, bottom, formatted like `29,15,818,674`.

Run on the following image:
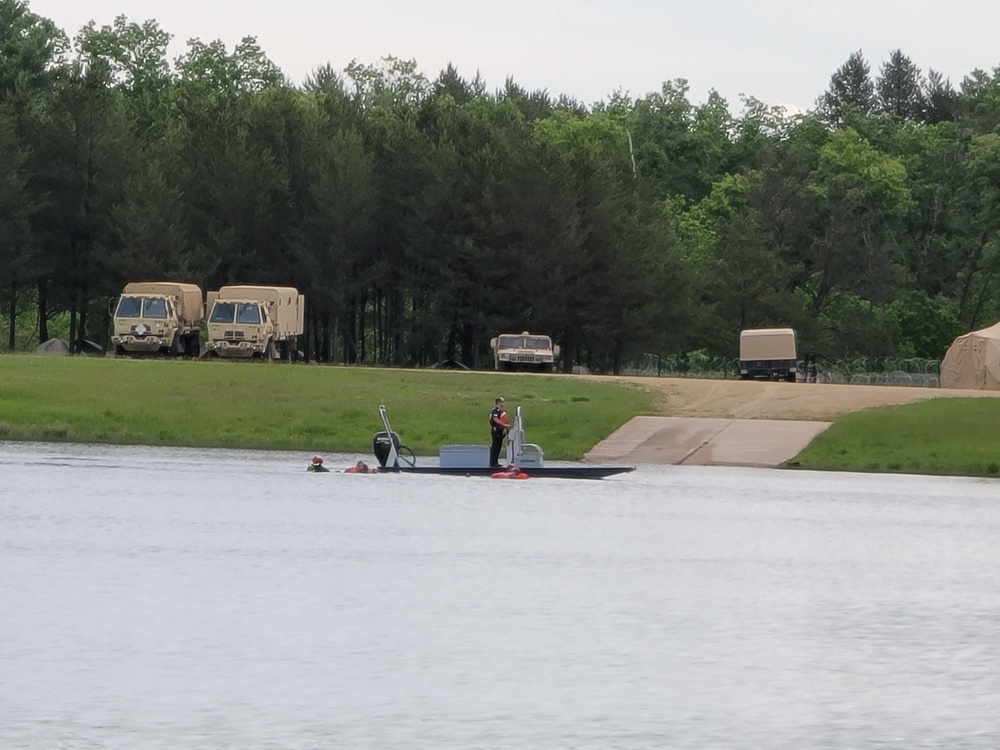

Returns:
24,0,1000,114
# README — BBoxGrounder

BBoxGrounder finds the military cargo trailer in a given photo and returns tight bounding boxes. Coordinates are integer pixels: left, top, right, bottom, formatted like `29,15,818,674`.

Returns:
738,327,798,381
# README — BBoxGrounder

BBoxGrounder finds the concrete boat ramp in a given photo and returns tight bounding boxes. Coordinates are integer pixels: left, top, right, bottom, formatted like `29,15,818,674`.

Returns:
585,416,832,468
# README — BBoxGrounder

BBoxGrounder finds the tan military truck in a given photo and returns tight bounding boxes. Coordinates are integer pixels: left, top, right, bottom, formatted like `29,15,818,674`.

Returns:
738,327,798,381
204,285,305,360
111,281,203,356
490,331,560,372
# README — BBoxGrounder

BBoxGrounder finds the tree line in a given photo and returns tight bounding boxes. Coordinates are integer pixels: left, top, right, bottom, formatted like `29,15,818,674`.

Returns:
2,1,999,371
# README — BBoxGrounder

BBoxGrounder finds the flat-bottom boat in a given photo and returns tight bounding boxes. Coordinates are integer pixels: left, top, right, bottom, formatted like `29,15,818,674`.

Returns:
372,404,634,480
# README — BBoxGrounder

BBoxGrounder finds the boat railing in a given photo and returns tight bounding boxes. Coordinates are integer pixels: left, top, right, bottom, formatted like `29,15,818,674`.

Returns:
507,406,544,468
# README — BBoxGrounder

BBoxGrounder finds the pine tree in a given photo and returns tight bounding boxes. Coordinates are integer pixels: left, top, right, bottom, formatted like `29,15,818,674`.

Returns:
818,50,875,126
876,49,926,121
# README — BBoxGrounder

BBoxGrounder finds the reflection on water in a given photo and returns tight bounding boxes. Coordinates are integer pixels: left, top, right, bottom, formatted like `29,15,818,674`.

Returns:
3,442,1000,748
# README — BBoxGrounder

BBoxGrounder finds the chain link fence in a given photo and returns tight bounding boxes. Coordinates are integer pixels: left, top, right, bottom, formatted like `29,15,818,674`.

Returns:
621,354,941,388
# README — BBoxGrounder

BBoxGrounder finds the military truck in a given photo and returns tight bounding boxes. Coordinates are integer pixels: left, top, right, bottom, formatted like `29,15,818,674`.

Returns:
738,327,798,381
204,285,304,360
490,331,560,372
111,282,203,357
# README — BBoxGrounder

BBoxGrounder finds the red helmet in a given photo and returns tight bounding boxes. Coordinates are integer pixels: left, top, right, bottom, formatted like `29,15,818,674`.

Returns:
312,455,323,464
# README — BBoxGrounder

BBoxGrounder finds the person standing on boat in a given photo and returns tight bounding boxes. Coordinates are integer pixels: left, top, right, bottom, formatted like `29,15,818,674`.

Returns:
489,397,510,468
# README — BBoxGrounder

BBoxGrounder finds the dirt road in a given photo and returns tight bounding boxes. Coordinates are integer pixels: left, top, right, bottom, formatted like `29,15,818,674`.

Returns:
601,377,1000,421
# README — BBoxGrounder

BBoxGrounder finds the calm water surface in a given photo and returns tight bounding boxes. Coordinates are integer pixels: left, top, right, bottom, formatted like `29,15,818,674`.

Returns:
2,441,1000,749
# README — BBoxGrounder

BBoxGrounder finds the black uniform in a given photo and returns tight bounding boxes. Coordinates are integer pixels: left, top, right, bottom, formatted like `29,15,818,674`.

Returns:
489,404,508,467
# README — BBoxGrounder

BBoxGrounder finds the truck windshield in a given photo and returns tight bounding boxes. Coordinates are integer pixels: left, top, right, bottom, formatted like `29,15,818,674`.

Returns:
142,298,168,319
235,303,261,324
116,297,142,318
499,336,551,349
210,302,236,324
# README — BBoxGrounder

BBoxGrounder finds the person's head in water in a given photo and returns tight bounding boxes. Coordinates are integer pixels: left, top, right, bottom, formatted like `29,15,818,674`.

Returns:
346,459,370,474
311,455,323,467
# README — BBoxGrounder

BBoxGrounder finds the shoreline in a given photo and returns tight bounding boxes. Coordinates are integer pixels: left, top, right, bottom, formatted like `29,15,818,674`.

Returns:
4,356,1000,477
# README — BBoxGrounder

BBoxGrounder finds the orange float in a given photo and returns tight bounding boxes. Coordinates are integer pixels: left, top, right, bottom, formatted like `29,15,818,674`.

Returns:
491,468,529,480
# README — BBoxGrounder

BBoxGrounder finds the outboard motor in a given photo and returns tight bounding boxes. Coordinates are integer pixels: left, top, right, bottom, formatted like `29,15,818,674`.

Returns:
373,430,401,468
373,404,417,468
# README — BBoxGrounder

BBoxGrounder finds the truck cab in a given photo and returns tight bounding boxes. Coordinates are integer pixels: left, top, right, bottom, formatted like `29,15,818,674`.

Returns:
205,298,274,358
112,294,175,354
111,282,203,356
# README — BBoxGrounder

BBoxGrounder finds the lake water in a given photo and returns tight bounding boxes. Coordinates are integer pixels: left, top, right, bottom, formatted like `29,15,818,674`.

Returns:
2,441,1000,749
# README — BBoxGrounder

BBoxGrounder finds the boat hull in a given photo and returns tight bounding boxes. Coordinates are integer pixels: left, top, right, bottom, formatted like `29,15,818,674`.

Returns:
376,465,634,480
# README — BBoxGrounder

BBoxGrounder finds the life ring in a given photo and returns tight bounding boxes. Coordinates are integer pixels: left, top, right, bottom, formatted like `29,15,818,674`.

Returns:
491,469,529,480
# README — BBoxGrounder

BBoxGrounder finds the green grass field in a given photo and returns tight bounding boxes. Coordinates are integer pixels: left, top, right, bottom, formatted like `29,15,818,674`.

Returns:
4,354,1000,477
0,355,654,459
788,398,1000,477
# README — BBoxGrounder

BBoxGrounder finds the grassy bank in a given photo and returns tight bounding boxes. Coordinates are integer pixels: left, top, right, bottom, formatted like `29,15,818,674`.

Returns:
788,398,1000,477
0,355,654,459
6,355,1000,477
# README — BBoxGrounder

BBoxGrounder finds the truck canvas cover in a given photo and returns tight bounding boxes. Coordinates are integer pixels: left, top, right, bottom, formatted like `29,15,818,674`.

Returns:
739,328,797,359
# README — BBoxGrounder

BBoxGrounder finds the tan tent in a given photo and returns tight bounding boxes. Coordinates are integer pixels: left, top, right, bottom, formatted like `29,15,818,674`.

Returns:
940,321,1000,389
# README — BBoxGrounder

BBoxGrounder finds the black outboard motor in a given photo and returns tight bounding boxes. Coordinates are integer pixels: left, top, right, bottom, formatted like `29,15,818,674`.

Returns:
373,430,401,467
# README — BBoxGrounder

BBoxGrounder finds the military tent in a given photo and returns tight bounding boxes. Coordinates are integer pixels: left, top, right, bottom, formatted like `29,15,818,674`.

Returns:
940,321,1000,389
34,338,70,355
33,338,104,356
